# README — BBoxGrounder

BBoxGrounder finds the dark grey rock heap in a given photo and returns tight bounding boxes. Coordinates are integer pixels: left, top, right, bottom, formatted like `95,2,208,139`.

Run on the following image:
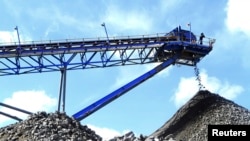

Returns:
1,90,249,141
0,111,102,141
147,90,250,141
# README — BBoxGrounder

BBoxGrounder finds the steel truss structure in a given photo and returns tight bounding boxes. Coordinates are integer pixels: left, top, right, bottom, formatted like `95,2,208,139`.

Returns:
0,34,171,75
0,27,215,121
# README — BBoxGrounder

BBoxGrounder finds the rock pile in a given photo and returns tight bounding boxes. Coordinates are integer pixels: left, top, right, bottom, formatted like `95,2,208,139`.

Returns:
147,90,250,141
0,112,102,141
109,131,147,141
1,90,249,141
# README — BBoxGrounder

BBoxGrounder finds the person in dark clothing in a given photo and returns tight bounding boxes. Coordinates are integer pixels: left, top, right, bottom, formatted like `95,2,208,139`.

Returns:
199,32,205,45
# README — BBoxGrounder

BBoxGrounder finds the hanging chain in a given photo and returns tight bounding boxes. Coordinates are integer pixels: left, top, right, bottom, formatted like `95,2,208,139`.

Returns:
194,64,205,90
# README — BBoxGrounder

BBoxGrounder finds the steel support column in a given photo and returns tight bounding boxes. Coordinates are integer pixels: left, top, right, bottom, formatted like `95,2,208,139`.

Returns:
58,67,67,112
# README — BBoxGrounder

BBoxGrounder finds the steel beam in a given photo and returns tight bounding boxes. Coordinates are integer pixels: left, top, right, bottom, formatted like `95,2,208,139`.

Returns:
72,53,180,121
0,102,32,115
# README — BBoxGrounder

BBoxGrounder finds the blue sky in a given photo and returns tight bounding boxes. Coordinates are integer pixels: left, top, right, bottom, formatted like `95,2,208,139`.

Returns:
0,0,250,140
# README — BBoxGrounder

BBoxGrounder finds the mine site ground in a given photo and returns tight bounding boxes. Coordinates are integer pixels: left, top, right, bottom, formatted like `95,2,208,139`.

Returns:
0,90,249,141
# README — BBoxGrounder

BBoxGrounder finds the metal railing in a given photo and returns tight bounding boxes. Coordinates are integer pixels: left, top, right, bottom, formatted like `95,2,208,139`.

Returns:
0,33,167,46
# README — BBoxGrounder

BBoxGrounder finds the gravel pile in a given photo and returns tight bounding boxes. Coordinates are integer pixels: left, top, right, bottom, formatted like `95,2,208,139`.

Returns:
1,90,249,141
0,112,102,141
147,90,250,141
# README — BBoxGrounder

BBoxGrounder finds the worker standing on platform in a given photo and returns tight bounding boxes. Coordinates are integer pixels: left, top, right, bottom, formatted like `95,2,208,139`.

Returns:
199,32,205,45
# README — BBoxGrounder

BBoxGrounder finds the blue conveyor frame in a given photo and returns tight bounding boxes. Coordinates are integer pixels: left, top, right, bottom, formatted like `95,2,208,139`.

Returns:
0,27,214,121
72,40,213,121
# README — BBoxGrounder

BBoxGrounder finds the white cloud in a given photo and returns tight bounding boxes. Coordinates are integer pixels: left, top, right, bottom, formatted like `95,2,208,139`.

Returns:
0,29,32,45
0,31,16,43
226,0,250,35
27,6,97,38
0,90,57,127
172,69,244,107
87,124,131,141
218,82,244,100
104,5,152,33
